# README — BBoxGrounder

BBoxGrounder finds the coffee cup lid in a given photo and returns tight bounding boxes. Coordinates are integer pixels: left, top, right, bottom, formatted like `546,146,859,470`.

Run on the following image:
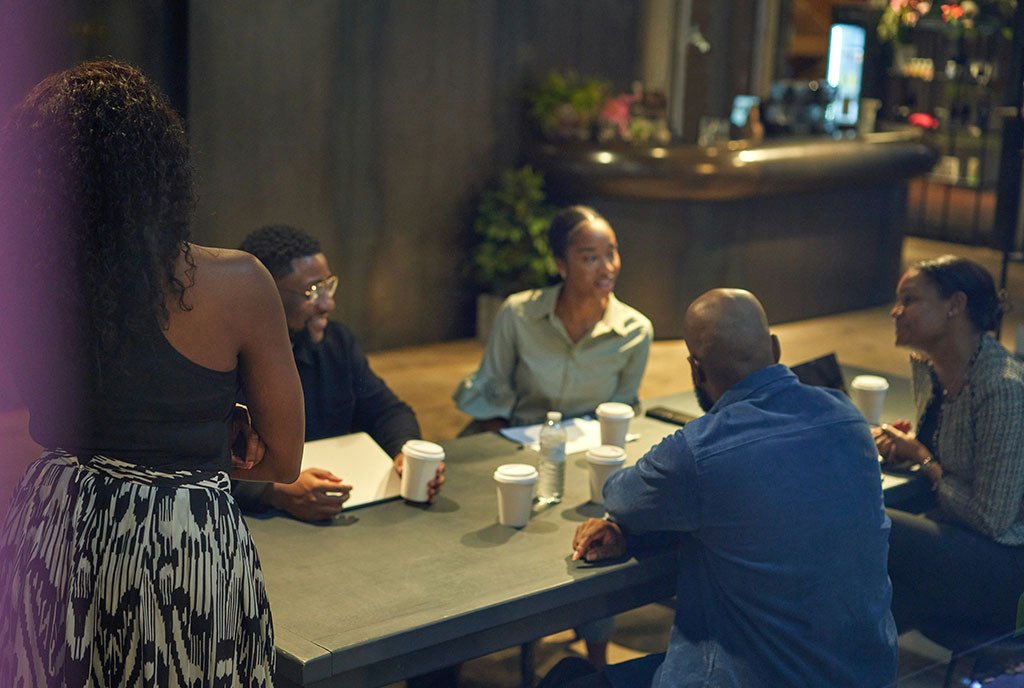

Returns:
851,375,889,391
596,402,635,419
586,445,627,465
402,439,445,461
493,463,539,484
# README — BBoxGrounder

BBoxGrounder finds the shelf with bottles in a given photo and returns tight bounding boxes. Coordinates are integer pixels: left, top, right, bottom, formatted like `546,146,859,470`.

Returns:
889,55,998,85
886,12,1014,247
885,64,1000,119
922,130,1000,190
888,100,1001,139
883,17,1010,119
926,161,989,189
884,55,1004,193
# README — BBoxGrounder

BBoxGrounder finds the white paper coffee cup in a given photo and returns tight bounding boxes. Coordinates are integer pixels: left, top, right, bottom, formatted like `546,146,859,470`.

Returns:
586,445,626,505
400,440,445,503
596,402,635,448
850,375,889,426
493,463,538,528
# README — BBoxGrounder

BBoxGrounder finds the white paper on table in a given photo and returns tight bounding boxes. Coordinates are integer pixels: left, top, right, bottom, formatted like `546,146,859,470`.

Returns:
878,455,915,492
500,417,639,454
881,472,909,492
299,432,401,509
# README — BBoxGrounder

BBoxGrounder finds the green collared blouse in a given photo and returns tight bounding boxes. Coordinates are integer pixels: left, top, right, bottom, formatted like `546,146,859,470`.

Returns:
454,285,653,426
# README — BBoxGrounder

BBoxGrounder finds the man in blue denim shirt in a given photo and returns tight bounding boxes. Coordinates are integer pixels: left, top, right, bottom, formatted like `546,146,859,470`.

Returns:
545,289,897,688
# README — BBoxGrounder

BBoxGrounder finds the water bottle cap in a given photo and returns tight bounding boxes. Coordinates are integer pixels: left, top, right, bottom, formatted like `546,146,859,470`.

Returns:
546,411,562,422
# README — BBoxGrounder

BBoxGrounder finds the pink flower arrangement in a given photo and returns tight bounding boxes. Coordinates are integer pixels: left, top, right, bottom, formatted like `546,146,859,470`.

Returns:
877,0,1014,41
892,0,931,26
941,3,964,18
599,93,640,139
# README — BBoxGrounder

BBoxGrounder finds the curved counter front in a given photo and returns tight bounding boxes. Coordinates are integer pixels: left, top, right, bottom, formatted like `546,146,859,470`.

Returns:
527,131,937,337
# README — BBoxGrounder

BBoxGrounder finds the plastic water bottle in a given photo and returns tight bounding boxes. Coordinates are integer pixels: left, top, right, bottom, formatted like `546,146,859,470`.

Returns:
537,411,567,504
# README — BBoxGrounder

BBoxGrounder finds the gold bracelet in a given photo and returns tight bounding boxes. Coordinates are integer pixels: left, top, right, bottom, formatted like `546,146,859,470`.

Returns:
919,455,942,490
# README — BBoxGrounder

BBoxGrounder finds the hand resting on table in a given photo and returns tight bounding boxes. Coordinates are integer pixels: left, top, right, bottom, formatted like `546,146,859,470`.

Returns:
264,468,353,521
573,518,627,563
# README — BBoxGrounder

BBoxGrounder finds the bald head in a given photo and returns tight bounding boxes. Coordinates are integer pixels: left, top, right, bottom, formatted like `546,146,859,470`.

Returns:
684,289,778,394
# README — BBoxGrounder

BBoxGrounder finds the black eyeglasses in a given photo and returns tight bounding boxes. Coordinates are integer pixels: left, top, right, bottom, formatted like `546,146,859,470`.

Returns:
286,275,338,304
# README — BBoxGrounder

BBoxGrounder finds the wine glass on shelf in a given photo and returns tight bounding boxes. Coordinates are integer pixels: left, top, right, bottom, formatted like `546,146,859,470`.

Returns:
969,60,994,86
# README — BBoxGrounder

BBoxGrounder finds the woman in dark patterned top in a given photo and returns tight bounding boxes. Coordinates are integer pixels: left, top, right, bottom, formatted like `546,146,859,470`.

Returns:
0,60,304,685
874,255,1024,643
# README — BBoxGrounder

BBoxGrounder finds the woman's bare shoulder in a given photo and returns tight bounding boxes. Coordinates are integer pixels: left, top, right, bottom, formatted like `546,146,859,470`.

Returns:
190,244,271,284
191,244,264,273
187,244,280,312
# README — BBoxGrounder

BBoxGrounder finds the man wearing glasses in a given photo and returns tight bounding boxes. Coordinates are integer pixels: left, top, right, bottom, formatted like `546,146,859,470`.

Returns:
232,224,444,521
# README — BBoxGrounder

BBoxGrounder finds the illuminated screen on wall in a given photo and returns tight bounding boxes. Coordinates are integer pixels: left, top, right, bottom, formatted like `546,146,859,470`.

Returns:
730,95,761,128
826,23,866,127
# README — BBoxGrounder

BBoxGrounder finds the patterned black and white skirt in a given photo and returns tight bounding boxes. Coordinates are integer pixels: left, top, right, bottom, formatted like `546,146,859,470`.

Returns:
0,450,275,687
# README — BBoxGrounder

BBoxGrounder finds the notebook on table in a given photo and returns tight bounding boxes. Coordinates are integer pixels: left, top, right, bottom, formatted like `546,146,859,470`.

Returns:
300,432,401,509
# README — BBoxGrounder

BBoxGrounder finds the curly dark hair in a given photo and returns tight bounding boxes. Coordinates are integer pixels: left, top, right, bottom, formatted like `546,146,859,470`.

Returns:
0,59,194,377
548,205,606,260
914,254,1008,332
239,225,321,278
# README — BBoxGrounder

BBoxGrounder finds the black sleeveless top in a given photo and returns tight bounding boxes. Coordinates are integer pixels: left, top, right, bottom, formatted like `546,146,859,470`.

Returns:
25,326,238,471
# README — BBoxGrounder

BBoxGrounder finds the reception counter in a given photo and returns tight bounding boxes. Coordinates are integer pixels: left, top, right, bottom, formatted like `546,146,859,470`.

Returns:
528,131,937,337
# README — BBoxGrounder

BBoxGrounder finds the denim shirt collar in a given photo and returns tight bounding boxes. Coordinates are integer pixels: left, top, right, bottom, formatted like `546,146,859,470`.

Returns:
710,364,795,413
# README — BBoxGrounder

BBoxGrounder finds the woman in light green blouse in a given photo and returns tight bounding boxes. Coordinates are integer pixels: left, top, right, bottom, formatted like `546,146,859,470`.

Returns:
455,205,653,433
454,204,653,666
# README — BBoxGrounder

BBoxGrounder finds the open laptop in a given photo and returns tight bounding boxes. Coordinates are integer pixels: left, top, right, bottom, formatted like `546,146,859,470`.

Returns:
645,352,848,427
790,352,848,395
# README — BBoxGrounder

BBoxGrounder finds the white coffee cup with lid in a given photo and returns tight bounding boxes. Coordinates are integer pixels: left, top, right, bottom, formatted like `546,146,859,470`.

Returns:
596,402,635,448
400,440,445,503
850,375,889,426
586,445,627,504
493,463,538,527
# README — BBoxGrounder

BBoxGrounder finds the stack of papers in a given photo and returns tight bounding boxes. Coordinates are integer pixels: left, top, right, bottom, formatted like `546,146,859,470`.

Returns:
499,417,638,454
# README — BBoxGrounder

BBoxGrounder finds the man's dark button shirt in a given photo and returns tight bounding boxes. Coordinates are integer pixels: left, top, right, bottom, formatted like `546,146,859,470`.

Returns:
232,320,420,510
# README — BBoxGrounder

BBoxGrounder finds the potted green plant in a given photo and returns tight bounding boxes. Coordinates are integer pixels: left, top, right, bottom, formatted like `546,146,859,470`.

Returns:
526,70,611,141
469,165,557,341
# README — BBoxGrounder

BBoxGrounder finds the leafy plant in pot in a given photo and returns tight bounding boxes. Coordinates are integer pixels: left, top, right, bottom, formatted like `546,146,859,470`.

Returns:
469,165,557,341
527,70,611,141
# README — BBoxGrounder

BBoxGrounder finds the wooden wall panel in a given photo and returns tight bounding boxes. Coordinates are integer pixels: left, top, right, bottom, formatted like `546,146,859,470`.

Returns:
189,0,640,350
684,1,758,142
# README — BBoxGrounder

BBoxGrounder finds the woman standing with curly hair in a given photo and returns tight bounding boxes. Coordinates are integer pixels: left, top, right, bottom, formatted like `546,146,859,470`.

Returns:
0,60,303,685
